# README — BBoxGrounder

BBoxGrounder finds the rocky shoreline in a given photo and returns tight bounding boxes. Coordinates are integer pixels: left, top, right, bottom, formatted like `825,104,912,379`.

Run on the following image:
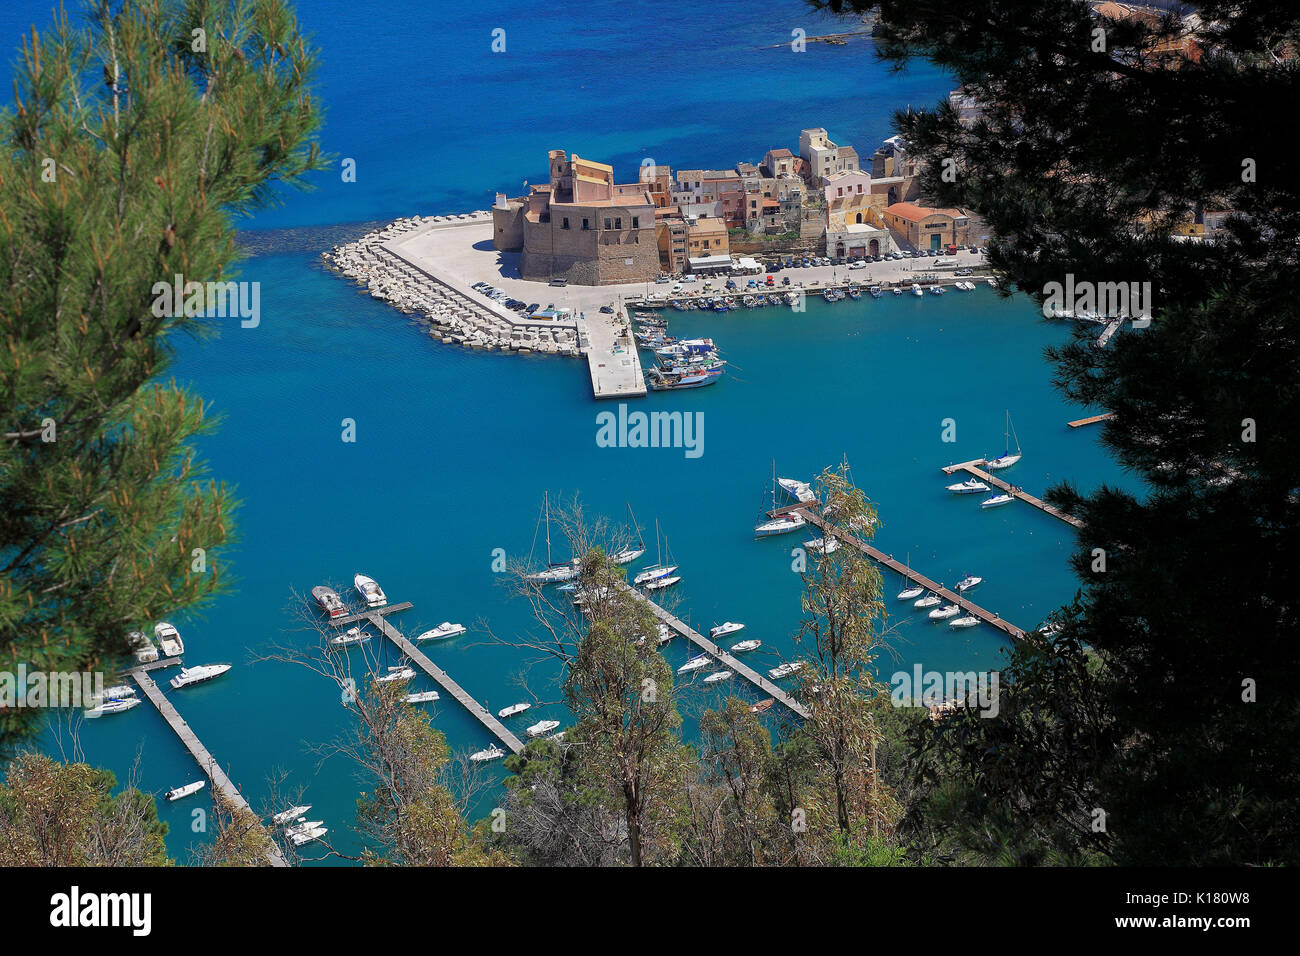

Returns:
321,214,583,356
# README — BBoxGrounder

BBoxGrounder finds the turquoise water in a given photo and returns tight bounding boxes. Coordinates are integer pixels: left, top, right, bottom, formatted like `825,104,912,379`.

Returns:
3,1,1137,862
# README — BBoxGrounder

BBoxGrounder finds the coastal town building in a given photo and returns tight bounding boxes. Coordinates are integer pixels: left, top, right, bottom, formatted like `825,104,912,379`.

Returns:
639,163,674,208
685,215,729,268
655,207,689,273
493,150,659,285
799,128,860,186
761,148,796,178
823,170,896,258
674,169,746,227
882,202,972,252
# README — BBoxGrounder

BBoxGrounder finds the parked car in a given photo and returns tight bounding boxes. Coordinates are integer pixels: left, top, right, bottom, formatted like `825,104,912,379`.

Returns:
525,303,540,314
765,275,775,285
682,274,698,283
548,278,567,287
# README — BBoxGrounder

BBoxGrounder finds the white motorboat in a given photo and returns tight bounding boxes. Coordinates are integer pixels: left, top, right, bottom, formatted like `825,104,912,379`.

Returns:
804,536,840,555
987,277,998,288
950,616,980,629
273,805,311,826
956,575,983,592
656,624,673,644
981,493,1014,508
946,478,990,494
497,702,531,719
415,622,466,641
644,575,680,591
526,719,561,738
929,604,961,621
95,683,136,701
704,670,734,684
373,666,415,684
330,626,370,646
777,477,816,503
898,585,924,601
709,622,745,639
677,655,710,674
914,594,942,609
128,630,158,663
912,283,923,297
312,585,347,619
755,513,806,537
470,744,506,762
730,639,762,653
984,410,1023,470
290,825,328,847
169,663,231,689
405,690,441,703
284,819,325,839
165,781,205,802
87,697,141,717
154,622,184,657
354,573,387,607
768,661,805,680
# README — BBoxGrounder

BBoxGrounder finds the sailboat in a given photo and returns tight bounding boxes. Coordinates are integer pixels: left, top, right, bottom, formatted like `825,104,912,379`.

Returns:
755,461,807,537
984,411,1023,470
610,502,647,565
897,553,924,600
635,521,679,586
526,492,580,583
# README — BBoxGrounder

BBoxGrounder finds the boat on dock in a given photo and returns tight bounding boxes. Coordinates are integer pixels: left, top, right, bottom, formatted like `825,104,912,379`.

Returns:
526,719,561,738
929,604,961,621
804,536,840,555
415,622,466,641
87,697,141,717
768,661,805,680
950,616,980,629
914,593,942,609
526,493,581,583
981,493,1014,508
330,626,370,646
154,622,184,657
289,824,328,847
634,520,678,585
946,478,990,494
272,805,312,826
497,702,531,719
312,585,347,619
778,477,816,502
166,781,206,802
709,622,745,639
929,285,945,295
354,573,387,608
984,411,1023,470
756,463,807,537
643,574,680,591
912,284,923,297
169,663,231,689
128,630,158,664
647,366,723,390
405,690,442,703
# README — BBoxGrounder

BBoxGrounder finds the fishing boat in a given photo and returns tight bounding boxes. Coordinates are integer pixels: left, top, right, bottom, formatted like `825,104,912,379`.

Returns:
405,690,441,703
742,295,756,308
373,666,415,684
981,493,1014,508
272,805,311,826
643,574,680,591
677,655,710,674
87,697,141,717
526,719,561,738
914,593,942,609
704,670,733,684
165,781,206,802
497,702,531,719
898,584,924,600
768,661,805,680
312,585,347,619
946,478,990,494
415,622,466,641
930,285,945,295
869,285,883,298
526,492,581,583
929,604,961,621
730,639,762,653
846,286,861,300
750,698,775,714
289,825,328,847
950,616,979,629
470,744,506,762
154,622,184,657
170,663,231,689
891,287,903,296
657,337,715,358
984,411,1023,470
956,575,983,592
912,284,923,297
354,573,387,607
709,622,745,639
647,366,722,390
330,626,370,646
128,630,158,664
804,536,840,555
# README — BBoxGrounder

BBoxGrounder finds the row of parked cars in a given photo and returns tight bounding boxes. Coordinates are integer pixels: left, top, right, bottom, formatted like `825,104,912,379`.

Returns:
471,281,543,315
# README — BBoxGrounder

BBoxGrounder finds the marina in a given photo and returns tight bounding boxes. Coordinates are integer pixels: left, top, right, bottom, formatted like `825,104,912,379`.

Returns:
939,461,1085,529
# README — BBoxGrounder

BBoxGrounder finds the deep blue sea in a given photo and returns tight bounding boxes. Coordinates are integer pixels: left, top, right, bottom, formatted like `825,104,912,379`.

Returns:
3,1,1139,862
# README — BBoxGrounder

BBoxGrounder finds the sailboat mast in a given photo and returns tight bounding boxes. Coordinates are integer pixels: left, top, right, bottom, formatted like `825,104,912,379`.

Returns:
543,491,552,566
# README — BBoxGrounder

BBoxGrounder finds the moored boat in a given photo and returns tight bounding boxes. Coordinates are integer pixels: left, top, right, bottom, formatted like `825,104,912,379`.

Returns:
956,575,983,592
984,411,1023,470
643,574,680,591
709,622,745,639
981,493,1014,508
949,615,979,629
405,690,441,703
914,593,942,609
526,719,561,738
768,661,805,680
128,630,158,664
946,478,990,494
330,626,369,646
470,744,506,762
898,584,924,601
169,663,231,689
154,622,184,657
373,666,415,684
312,585,347,619
750,698,775,714
497,702,531,719
928,604,961,621
730,639,762,653
166,781,205,802
415,622,466,641
272,805,311,826
87,697,141,717
704,670,733,684
677,655,710,674
354,573,387,607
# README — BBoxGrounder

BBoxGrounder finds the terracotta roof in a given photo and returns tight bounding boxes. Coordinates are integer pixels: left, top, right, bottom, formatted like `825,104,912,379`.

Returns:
885,202,965,223
766,148,794,158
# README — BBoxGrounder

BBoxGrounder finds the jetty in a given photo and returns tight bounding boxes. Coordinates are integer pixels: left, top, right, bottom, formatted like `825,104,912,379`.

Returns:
129,662,289,867
622,584,811,719
940,460,1085,529
791,506,1028,641
346,605,525,755
1096,318,1123,348
584,313,648,399
1067,412,1114,428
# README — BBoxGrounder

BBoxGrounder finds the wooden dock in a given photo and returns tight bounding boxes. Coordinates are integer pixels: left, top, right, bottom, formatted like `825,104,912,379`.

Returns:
1067,412,1114,428
331,601,412,627
623,585,811,719
793,507,1027,641
357,608,525,755
130,667,289,867
939,460,1084,529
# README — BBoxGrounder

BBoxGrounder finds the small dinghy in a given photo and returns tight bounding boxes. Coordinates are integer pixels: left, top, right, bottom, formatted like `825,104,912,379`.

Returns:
166,781,206,802
497,702,531,719
750,698,775,714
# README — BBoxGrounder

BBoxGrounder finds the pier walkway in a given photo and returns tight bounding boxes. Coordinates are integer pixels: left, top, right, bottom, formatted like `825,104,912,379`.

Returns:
940,460,1085,529
793,506,1027,641
1067,412,1114,428
130,666,289,867
584,313,647,400
354,606,525,755
622,584,811,719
